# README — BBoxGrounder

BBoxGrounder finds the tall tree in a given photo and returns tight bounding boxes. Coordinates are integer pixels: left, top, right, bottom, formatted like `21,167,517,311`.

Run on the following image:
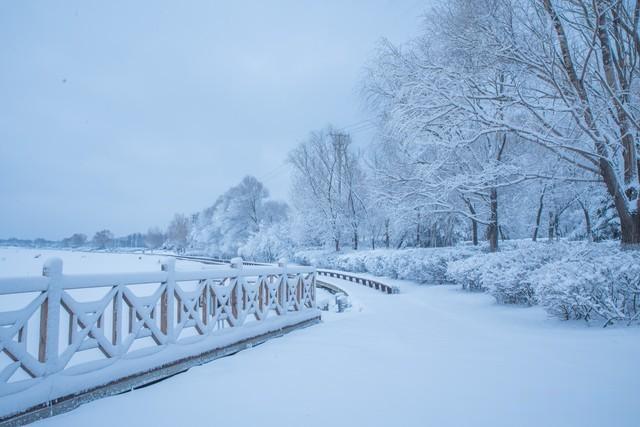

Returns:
289,127,366,251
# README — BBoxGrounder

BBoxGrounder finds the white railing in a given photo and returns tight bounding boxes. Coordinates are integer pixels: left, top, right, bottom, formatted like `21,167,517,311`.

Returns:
0,257,318,422
316,270,399,294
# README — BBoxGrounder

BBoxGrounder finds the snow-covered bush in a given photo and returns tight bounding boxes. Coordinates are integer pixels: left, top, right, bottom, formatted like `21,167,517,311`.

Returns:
531,248,640,325
592,197,621,241
447,240,640,325
298,241,639,326
447,241,572,304
238,222,294,263
293,245,481,284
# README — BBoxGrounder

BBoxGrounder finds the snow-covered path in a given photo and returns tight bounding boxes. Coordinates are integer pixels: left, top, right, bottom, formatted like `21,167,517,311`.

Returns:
33,272,640,427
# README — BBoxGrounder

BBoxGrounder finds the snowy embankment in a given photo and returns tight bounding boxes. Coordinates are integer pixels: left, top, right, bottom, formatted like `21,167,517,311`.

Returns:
295,240,640,326
1,248,639,426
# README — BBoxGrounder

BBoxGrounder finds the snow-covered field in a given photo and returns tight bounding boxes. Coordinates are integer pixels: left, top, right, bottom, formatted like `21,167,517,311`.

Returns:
0,248,215,277
1,249,639,426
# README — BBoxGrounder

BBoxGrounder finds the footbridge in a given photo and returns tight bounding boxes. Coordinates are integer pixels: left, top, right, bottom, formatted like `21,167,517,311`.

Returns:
0,257,318,425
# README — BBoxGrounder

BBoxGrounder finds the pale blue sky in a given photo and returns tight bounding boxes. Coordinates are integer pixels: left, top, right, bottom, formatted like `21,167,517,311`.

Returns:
0,1,424,239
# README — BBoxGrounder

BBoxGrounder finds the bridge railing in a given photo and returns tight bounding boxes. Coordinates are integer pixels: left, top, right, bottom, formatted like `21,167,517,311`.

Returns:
173,255,399,295
316,270,399,294
0,257,318,423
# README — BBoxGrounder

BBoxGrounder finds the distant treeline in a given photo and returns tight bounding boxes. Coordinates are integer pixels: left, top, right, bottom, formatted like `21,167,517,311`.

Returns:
0,230,162,250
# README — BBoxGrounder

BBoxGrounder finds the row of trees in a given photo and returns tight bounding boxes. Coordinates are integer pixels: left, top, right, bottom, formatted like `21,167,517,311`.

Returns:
378,0,638,249
57,229,166,250
288,0,639,252
287,124,612,252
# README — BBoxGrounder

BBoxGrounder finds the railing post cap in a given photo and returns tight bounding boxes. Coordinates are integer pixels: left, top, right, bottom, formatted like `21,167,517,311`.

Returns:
43,257,63,277
230,257,243,268
161,257,176,271
277,258,287,268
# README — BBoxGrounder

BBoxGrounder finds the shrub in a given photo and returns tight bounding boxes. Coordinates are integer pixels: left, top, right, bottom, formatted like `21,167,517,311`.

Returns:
293,245,481,284
296,241,640,326
531,248,640,325
447,241,572,304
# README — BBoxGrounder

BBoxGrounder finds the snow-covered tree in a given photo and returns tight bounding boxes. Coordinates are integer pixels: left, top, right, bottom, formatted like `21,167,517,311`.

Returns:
189,176,289,257
92,229,114,249
63,233,87,248
144,227,165,249
364,0,532,251
166,213,191,250
452,0,640,245
238,221,294,262
361,0,639,249
288,127,367,251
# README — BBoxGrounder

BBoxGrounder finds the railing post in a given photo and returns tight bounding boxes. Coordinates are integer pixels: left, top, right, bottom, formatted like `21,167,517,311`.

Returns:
278,258,288,313
161,258,176,342
230,257,244,269
230,257,243,320
311,270,317,307
40,258,63,373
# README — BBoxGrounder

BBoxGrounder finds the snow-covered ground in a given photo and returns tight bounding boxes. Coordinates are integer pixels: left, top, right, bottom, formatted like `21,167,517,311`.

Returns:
1,249,639,426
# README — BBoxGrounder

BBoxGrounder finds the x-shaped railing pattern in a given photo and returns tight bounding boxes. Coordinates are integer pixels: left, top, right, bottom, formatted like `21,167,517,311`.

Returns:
0,257,316,397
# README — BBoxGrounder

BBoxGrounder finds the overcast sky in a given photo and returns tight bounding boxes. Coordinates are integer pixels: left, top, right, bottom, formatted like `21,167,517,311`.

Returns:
0,1,424,240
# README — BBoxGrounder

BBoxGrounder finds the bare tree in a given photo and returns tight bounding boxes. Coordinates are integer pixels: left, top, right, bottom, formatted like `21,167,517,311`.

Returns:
92,229,114,249
289,127,365,251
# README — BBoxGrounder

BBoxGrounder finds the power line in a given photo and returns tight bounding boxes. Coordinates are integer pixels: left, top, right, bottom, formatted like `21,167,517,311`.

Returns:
257,119,377,186
339,119,372,131
259,161,289,183
336,119,377,136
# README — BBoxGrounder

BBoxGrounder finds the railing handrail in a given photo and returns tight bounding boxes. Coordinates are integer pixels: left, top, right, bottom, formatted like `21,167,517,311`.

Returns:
0,264,315,295
316,269,399,294
169,254,399,295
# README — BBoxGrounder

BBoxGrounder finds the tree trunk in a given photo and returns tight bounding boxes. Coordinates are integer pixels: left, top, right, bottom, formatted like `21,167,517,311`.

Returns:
548,211,555,241
532,186,546,242
396,231,407,249
578,200,592,242
384,219,390,249
416,212,421,247
471,219,478,246
334,239,340,252
487,126,506,253
620,212,640,246
487,188,499,252
464,198,478,246
353,230,358,250
499,226,506,241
